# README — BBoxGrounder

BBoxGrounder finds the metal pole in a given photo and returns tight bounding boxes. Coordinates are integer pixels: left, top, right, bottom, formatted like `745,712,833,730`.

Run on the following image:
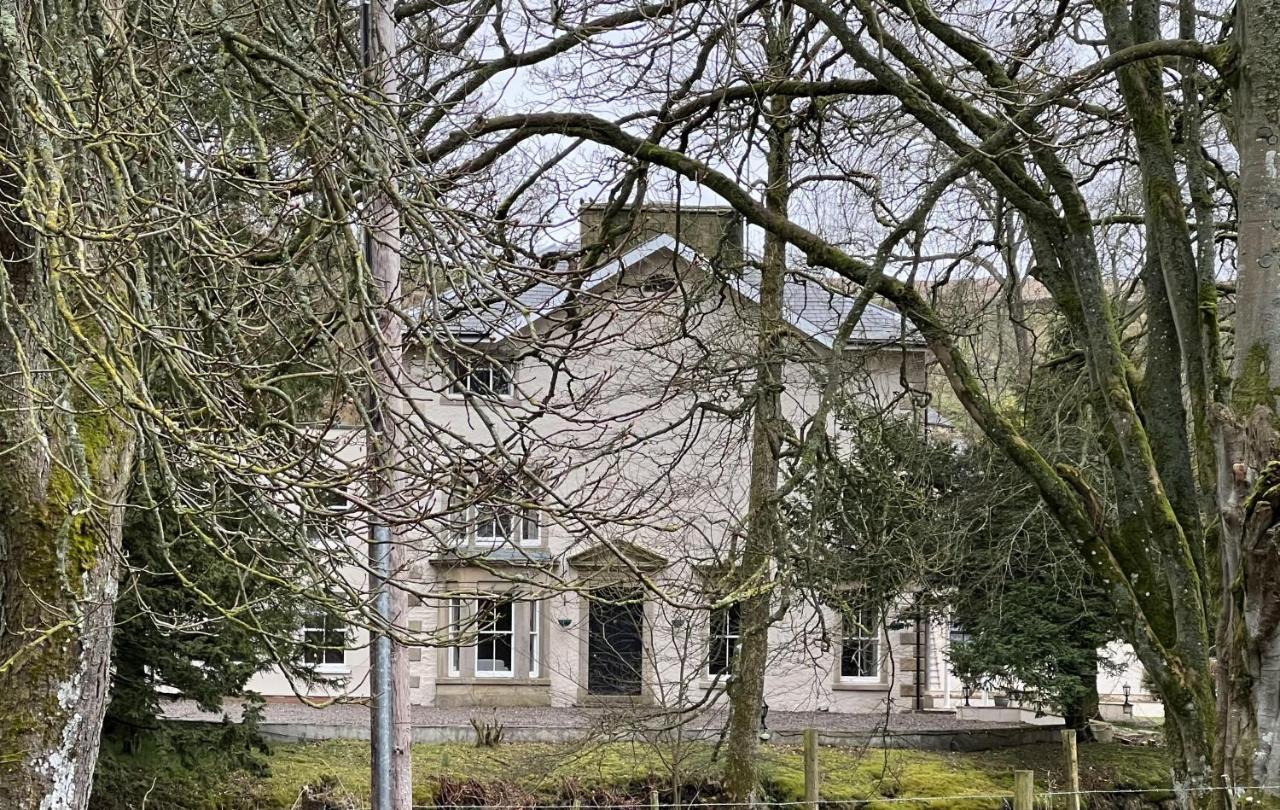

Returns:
362,1,399,807
370,526,393,810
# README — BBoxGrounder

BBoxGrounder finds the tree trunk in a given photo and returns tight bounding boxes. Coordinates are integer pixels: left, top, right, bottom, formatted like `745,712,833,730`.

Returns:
1222,0,1280,791
0,4,138,805
0,160,137,809
723,5,792,802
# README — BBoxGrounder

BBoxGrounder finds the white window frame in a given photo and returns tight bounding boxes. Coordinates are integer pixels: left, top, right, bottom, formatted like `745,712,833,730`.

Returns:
474,499,515,547
447,598,463,677
448,354,513,397
474,598,516,678
528,599,541,679
471,486,541,548
707,603,740,677
301,610,347,668
839,607,881,682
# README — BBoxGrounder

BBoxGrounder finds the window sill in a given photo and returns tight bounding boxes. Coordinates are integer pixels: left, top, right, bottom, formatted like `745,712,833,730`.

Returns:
312,664,352,676
439,392,515,405
437,676,551,687
833,680,888,691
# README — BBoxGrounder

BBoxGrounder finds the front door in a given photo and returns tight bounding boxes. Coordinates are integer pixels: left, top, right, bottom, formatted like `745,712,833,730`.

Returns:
587,588,644,696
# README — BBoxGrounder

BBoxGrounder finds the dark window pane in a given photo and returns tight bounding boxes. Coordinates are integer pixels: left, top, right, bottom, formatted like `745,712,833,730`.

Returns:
840,608,878,679
302,612,345,666
708,604,740,676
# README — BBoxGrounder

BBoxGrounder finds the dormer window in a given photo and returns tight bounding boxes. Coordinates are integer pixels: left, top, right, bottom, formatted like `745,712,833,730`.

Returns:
448,353,512,396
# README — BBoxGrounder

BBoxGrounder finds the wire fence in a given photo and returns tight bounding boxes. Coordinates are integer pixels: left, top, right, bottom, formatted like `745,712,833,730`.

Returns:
290,727,1279,809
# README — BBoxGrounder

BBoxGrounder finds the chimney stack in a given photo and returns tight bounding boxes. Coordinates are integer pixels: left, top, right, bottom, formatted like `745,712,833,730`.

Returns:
578,203,744,271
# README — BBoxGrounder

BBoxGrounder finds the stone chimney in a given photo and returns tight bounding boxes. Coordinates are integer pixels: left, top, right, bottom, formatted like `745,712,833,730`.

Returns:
578,203,744,270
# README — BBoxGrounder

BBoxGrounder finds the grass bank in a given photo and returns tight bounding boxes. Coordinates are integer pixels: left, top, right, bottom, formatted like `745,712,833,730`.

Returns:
92,730,1173,809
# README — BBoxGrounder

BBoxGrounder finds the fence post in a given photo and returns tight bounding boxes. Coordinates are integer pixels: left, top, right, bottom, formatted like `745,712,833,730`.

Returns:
804,728,820,809
650,787,660,810
1062,729,1080,810
1014,769,1034,810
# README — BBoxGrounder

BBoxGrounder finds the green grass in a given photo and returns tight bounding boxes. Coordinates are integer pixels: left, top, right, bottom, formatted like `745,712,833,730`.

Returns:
259,740,1172,809
759,742,1171,809
93,735,1175,809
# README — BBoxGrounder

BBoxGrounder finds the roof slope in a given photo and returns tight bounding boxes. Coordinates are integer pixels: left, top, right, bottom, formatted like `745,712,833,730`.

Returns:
428,235,921,347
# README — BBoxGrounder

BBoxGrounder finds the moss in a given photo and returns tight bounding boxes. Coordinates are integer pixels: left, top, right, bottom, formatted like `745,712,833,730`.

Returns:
761,747,1010,809
1232,342,1280,416
265,740,721,807
95,737,1178,810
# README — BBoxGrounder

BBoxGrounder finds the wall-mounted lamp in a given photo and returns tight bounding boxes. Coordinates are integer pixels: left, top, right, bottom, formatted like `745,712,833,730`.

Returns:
557,617,573,629
671,616,686,629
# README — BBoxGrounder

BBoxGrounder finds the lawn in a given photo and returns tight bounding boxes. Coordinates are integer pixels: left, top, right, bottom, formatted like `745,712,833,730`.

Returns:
91,730,1175,809
266,739,1172,809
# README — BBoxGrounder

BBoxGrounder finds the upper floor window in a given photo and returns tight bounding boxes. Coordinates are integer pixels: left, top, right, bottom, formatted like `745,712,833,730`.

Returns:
447,469,543,549
301,610,347,667
449,354,512,396
707,603,741,677
474,493,540,546
840,607,880,680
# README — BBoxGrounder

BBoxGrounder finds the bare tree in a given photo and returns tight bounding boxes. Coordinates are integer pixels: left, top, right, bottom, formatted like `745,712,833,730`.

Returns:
424,0,1280,800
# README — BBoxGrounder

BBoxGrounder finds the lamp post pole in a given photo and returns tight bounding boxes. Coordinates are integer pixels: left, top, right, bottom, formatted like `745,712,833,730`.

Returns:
361,0,411,806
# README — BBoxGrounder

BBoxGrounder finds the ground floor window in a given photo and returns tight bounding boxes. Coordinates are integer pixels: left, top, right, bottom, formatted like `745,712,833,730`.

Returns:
840,607,879,680
301,610,346,666
475,598,515,676
443,596,542,679
708,603,741,676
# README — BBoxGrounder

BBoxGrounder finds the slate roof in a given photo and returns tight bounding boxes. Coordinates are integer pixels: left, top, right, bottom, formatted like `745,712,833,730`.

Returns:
426,236,922,348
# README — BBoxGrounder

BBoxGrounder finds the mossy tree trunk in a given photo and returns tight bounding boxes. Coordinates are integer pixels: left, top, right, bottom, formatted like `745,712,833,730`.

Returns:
0,0,138,806
1218,0,1280,789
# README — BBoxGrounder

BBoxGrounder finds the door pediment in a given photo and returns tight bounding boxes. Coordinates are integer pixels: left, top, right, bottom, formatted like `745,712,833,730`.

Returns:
566,541,667,574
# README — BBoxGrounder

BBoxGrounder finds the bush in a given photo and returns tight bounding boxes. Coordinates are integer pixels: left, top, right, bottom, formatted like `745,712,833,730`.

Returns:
90,717,271,810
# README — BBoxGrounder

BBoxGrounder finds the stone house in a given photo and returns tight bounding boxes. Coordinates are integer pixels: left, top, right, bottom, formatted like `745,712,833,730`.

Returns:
246,206,1156,719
